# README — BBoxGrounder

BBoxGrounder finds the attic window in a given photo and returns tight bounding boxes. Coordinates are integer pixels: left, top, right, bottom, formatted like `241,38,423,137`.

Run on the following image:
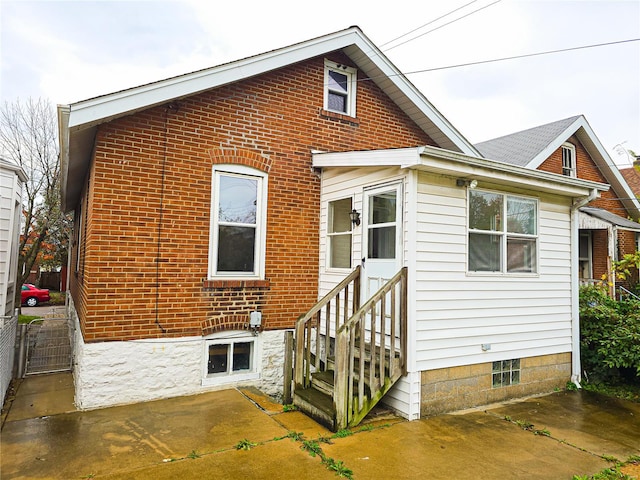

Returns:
324,60,357,117
562,143,576,177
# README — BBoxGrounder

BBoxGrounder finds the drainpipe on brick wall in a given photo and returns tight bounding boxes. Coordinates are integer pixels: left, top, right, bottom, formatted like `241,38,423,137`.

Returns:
570,188,599,388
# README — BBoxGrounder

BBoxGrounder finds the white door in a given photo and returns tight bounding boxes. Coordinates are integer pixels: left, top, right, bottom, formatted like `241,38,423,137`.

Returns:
361,183,403,304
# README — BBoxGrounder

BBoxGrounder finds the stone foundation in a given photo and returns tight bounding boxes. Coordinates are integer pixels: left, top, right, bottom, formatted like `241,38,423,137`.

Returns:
68,298,288,410
420,353,571,417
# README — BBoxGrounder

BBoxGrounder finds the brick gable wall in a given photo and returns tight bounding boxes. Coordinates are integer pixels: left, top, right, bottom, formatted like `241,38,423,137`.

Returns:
537,135,637,282
70,52,436,342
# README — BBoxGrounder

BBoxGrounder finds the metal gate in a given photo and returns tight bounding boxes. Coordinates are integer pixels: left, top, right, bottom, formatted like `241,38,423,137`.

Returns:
25,316,73,375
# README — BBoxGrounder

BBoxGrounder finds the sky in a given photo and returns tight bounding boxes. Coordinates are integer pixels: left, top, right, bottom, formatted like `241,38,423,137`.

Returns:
1,0,639,167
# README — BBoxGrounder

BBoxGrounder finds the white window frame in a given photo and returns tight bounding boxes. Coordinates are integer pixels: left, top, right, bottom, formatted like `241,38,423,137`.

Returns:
562,142,576,177
326,197,354,270
202,333,260,386
324,59,357,117
467,189,539,275
208,165,268,279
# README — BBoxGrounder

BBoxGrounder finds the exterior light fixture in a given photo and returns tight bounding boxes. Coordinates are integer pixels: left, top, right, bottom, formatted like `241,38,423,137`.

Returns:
456,178,478,189
349,209,361,227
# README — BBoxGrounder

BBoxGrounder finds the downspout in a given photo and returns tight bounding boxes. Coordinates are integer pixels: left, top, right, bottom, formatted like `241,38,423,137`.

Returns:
570,188,598,388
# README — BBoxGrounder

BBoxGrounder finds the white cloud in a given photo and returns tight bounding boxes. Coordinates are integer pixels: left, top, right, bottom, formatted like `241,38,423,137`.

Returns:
1,0,638,162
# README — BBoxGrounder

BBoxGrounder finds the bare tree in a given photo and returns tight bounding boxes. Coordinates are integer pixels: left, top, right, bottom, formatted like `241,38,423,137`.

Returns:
0,98,70,302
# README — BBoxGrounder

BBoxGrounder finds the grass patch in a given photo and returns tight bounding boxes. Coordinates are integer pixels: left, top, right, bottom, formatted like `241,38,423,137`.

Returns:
582,382,640,403
18,315,41,324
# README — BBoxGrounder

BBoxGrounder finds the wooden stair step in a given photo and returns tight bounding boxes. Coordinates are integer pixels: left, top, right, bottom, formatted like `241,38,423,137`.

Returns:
293,387,335,431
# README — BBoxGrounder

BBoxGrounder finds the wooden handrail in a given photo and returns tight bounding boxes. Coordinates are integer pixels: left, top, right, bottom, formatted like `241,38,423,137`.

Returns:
294,266,361,389
293,266,407,431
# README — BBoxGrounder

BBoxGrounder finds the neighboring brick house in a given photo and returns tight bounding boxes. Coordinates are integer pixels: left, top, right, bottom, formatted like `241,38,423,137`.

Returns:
59,28,609,421
476,115,640,293
620,163,640,198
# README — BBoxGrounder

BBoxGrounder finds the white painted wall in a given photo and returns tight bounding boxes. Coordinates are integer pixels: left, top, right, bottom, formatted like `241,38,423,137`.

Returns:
0,161,23,317
69,297,288,409
317,165,576,420
413,173,574,372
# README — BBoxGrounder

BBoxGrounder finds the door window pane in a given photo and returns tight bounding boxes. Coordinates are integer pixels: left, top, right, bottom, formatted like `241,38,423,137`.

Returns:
368,226,396,259
369,192,396,224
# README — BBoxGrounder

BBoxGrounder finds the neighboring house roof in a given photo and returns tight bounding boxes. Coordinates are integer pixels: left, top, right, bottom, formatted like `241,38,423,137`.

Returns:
620,166,640,196
580,206,640,232
58,26,479,212
474,115,640,220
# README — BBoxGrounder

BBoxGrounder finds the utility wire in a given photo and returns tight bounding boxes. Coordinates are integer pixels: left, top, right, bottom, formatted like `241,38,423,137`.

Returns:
380,0,480,48
384,0,503,52
399,38,640,74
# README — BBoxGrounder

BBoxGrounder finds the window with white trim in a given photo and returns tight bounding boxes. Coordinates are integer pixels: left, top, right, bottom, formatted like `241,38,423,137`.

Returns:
324,60,357,117
327,198,353,269
562,143,576,177
468,190,538,273
209,165,267,278
203,335,259,385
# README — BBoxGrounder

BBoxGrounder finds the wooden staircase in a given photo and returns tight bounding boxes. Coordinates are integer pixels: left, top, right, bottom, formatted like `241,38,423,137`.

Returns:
292,266,407,431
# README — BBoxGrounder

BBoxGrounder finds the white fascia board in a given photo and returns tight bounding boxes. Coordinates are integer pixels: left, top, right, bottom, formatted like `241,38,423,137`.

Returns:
413,146,608,198
66,29,368,130
312,147,423,168
57,105,71,210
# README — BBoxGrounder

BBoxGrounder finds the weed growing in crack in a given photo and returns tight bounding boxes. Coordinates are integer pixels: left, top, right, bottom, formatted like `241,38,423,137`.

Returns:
534,429,551,437
332,429,353,438
282,404,297,412
187,450,201,459
235,439,257,451
323,457,354,479
301,440,323,458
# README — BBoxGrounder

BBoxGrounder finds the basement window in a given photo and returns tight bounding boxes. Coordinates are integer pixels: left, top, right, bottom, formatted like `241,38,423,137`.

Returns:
202,335,259,385
492,359,520,388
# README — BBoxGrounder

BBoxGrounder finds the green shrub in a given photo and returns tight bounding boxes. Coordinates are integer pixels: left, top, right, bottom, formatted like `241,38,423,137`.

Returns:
579,285,640,384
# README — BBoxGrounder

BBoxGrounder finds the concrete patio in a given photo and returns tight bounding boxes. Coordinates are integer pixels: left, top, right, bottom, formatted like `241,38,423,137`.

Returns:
1,373,639,479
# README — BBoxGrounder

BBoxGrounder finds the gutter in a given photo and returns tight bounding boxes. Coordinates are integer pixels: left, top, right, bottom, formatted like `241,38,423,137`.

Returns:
569,188,599,388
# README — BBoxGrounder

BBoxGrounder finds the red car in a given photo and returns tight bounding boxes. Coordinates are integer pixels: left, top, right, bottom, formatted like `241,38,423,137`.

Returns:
21,284,50,307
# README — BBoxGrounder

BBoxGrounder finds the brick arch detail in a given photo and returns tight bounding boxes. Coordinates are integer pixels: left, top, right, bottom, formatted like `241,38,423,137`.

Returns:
207,148,272,173
201,315,251,336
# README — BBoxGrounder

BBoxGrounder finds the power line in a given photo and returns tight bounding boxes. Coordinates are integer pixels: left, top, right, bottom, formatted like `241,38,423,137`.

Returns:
384,0,503,52
380,0,480,48
400,38,640,74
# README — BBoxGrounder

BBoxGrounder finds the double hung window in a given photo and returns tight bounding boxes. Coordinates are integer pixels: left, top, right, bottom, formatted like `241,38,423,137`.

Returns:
209,166,267,278
468,190,538,273
324,60,357,117
327,198,353,269
562,143,576,177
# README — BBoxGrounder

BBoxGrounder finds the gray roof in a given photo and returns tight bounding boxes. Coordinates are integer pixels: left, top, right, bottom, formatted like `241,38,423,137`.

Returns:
475,115,582,166
580,207,640,231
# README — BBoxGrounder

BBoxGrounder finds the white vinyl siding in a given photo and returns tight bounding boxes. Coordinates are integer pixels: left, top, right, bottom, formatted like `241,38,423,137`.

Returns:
413,173,573,371
317,164,576,420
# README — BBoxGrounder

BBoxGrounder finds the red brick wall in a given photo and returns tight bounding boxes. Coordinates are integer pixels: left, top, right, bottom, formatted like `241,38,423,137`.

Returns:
538,137,638,283
538,136,627,214
72,52,436,342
